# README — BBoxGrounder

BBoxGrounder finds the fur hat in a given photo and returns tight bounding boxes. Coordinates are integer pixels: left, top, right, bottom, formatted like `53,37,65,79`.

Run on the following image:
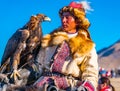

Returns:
59,1,90,30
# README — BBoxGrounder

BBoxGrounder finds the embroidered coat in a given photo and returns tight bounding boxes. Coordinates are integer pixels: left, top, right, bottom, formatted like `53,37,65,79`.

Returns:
38,27,98,90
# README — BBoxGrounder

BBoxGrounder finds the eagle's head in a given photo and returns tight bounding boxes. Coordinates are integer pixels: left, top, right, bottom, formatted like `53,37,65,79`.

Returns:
28,14,51,30
30,14,51,23
36,14,51,22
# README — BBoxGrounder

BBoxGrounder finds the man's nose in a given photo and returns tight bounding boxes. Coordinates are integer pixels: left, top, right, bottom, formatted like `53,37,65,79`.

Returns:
62,17,67,23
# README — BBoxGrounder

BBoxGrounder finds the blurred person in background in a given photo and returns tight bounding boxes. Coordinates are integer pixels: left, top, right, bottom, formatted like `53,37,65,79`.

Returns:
97,77,115,91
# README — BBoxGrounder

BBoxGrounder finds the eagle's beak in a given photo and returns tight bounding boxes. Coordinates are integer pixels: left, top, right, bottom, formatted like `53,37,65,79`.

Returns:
31,15,36,17
44,16,51,21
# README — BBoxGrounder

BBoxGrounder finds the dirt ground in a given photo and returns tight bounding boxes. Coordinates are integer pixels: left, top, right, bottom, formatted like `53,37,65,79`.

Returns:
109,77,120,91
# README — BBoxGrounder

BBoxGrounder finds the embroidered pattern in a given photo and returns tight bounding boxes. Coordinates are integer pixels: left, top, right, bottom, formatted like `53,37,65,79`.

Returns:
35,41,70,90
35,77,50,87
52,41,70,73
54,76,69,89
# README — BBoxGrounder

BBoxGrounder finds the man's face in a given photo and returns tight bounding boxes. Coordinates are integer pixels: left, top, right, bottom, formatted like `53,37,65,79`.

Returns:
61,12,77,33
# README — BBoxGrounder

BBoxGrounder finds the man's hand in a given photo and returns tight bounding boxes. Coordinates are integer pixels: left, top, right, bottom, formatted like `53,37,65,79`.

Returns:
77,86,87,91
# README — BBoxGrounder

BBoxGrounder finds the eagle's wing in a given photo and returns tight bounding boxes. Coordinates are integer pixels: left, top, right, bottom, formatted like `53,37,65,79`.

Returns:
1,30,23,65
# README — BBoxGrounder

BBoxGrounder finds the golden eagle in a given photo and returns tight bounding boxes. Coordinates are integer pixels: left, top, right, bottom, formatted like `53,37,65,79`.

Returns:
0,14,51,82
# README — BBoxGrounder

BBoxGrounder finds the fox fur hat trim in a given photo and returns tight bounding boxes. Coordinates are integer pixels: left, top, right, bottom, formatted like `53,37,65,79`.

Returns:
41,28,95,57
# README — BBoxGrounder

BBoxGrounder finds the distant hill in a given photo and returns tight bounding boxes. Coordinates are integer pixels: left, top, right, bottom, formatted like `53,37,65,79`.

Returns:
98,39,120,70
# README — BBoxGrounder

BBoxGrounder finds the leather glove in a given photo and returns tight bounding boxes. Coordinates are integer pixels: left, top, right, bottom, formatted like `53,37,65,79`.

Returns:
47,85,58,91
75,80,95,91
77,86,87,91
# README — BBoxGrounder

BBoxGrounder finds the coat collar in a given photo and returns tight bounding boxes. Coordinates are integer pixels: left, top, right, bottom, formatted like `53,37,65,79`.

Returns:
42,27,95,57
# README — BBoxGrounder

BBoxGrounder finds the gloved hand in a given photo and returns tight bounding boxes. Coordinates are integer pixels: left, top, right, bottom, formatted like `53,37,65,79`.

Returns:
77,86,87,91
47,85,58,91
75,80,95,91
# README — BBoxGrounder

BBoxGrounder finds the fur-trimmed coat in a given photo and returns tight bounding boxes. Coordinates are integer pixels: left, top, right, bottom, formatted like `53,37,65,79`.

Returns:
41,28,98,90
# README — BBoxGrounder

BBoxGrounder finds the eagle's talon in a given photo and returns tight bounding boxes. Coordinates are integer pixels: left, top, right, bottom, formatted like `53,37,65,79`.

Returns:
0,73,9,84
10,69,21,82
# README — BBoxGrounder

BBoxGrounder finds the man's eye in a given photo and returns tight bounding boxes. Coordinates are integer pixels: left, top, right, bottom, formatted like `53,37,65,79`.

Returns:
68,16,73,19
66,16,69,19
